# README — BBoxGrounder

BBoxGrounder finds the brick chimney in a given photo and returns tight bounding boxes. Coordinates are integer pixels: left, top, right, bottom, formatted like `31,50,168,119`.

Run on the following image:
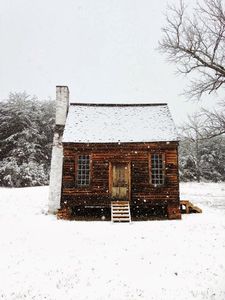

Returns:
48,86,69,214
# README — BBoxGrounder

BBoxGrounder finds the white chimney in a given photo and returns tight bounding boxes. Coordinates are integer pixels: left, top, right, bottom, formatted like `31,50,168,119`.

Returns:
55,86,69,126
48,86,69,214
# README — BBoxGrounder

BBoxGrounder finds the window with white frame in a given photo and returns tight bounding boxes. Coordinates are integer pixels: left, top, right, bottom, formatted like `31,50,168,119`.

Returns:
151,154,164,185
77,155,90,186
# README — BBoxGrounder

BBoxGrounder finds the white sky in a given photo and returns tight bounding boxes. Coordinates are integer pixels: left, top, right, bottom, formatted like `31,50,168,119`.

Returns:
0,0,220,124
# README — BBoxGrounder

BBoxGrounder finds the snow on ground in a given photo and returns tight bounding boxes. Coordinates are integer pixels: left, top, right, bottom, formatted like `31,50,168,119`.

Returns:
0,182,225,300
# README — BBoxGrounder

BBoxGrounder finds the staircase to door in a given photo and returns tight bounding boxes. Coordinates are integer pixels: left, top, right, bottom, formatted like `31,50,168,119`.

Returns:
111,201,131,222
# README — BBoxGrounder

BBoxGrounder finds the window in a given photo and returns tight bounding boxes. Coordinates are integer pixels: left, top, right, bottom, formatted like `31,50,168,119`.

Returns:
77,155,90,186
151,154,164,186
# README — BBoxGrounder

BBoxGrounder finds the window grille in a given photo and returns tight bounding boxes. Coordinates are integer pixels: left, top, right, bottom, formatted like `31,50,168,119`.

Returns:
151,154,164,185
77,155,90,186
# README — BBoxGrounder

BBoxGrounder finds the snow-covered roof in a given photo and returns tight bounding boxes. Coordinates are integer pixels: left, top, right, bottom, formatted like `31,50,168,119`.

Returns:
62,103,178,143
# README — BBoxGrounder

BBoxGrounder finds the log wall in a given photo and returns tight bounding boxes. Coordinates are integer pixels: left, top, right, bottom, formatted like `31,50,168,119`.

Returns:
61,142,180,217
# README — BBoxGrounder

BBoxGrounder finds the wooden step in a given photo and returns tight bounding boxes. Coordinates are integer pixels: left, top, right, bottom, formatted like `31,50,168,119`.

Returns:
112,213,130,216
113,219,130,222
111,201,131,223
112,204,129,206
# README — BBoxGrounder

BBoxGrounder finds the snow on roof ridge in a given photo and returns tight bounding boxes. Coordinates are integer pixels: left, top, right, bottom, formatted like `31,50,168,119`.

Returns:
63,104,178,143
69,103,167,107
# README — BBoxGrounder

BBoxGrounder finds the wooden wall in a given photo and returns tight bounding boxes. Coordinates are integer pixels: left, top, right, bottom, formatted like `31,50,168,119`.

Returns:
61,142,180,214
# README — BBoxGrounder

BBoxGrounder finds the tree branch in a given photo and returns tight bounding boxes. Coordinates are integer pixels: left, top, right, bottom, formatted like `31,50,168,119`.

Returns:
159,0,225,99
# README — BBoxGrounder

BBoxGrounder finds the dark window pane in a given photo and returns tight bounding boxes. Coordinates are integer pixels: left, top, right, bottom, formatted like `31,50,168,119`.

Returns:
151,154,164,185
77,155,90,186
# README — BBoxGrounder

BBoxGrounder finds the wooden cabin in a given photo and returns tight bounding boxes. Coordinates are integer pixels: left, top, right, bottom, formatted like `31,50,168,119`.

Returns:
59,101,181,221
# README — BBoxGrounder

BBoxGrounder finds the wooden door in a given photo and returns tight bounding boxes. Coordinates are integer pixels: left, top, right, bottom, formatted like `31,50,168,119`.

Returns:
111,163,130,200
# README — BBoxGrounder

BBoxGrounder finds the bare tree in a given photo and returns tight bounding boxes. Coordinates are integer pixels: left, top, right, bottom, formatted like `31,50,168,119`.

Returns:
159,0,225,99
200,99,225,137
179,115,225,181
179,113,205,182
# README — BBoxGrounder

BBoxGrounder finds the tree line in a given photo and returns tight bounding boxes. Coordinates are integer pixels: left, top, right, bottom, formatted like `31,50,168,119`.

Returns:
0,92,55,187
0,92,224,187
179,102,225,182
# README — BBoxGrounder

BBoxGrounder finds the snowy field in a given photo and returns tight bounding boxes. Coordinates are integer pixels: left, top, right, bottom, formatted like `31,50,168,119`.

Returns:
0,183,225,300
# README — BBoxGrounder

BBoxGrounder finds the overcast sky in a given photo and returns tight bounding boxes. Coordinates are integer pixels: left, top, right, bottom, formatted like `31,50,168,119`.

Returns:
0,0,219,124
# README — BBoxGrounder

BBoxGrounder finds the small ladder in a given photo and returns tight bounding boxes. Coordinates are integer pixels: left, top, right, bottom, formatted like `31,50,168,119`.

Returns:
111,201,131,223
180,200,202,214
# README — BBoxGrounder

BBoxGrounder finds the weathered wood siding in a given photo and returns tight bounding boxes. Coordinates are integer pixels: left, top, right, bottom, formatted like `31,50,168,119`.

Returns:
61,142,180,211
